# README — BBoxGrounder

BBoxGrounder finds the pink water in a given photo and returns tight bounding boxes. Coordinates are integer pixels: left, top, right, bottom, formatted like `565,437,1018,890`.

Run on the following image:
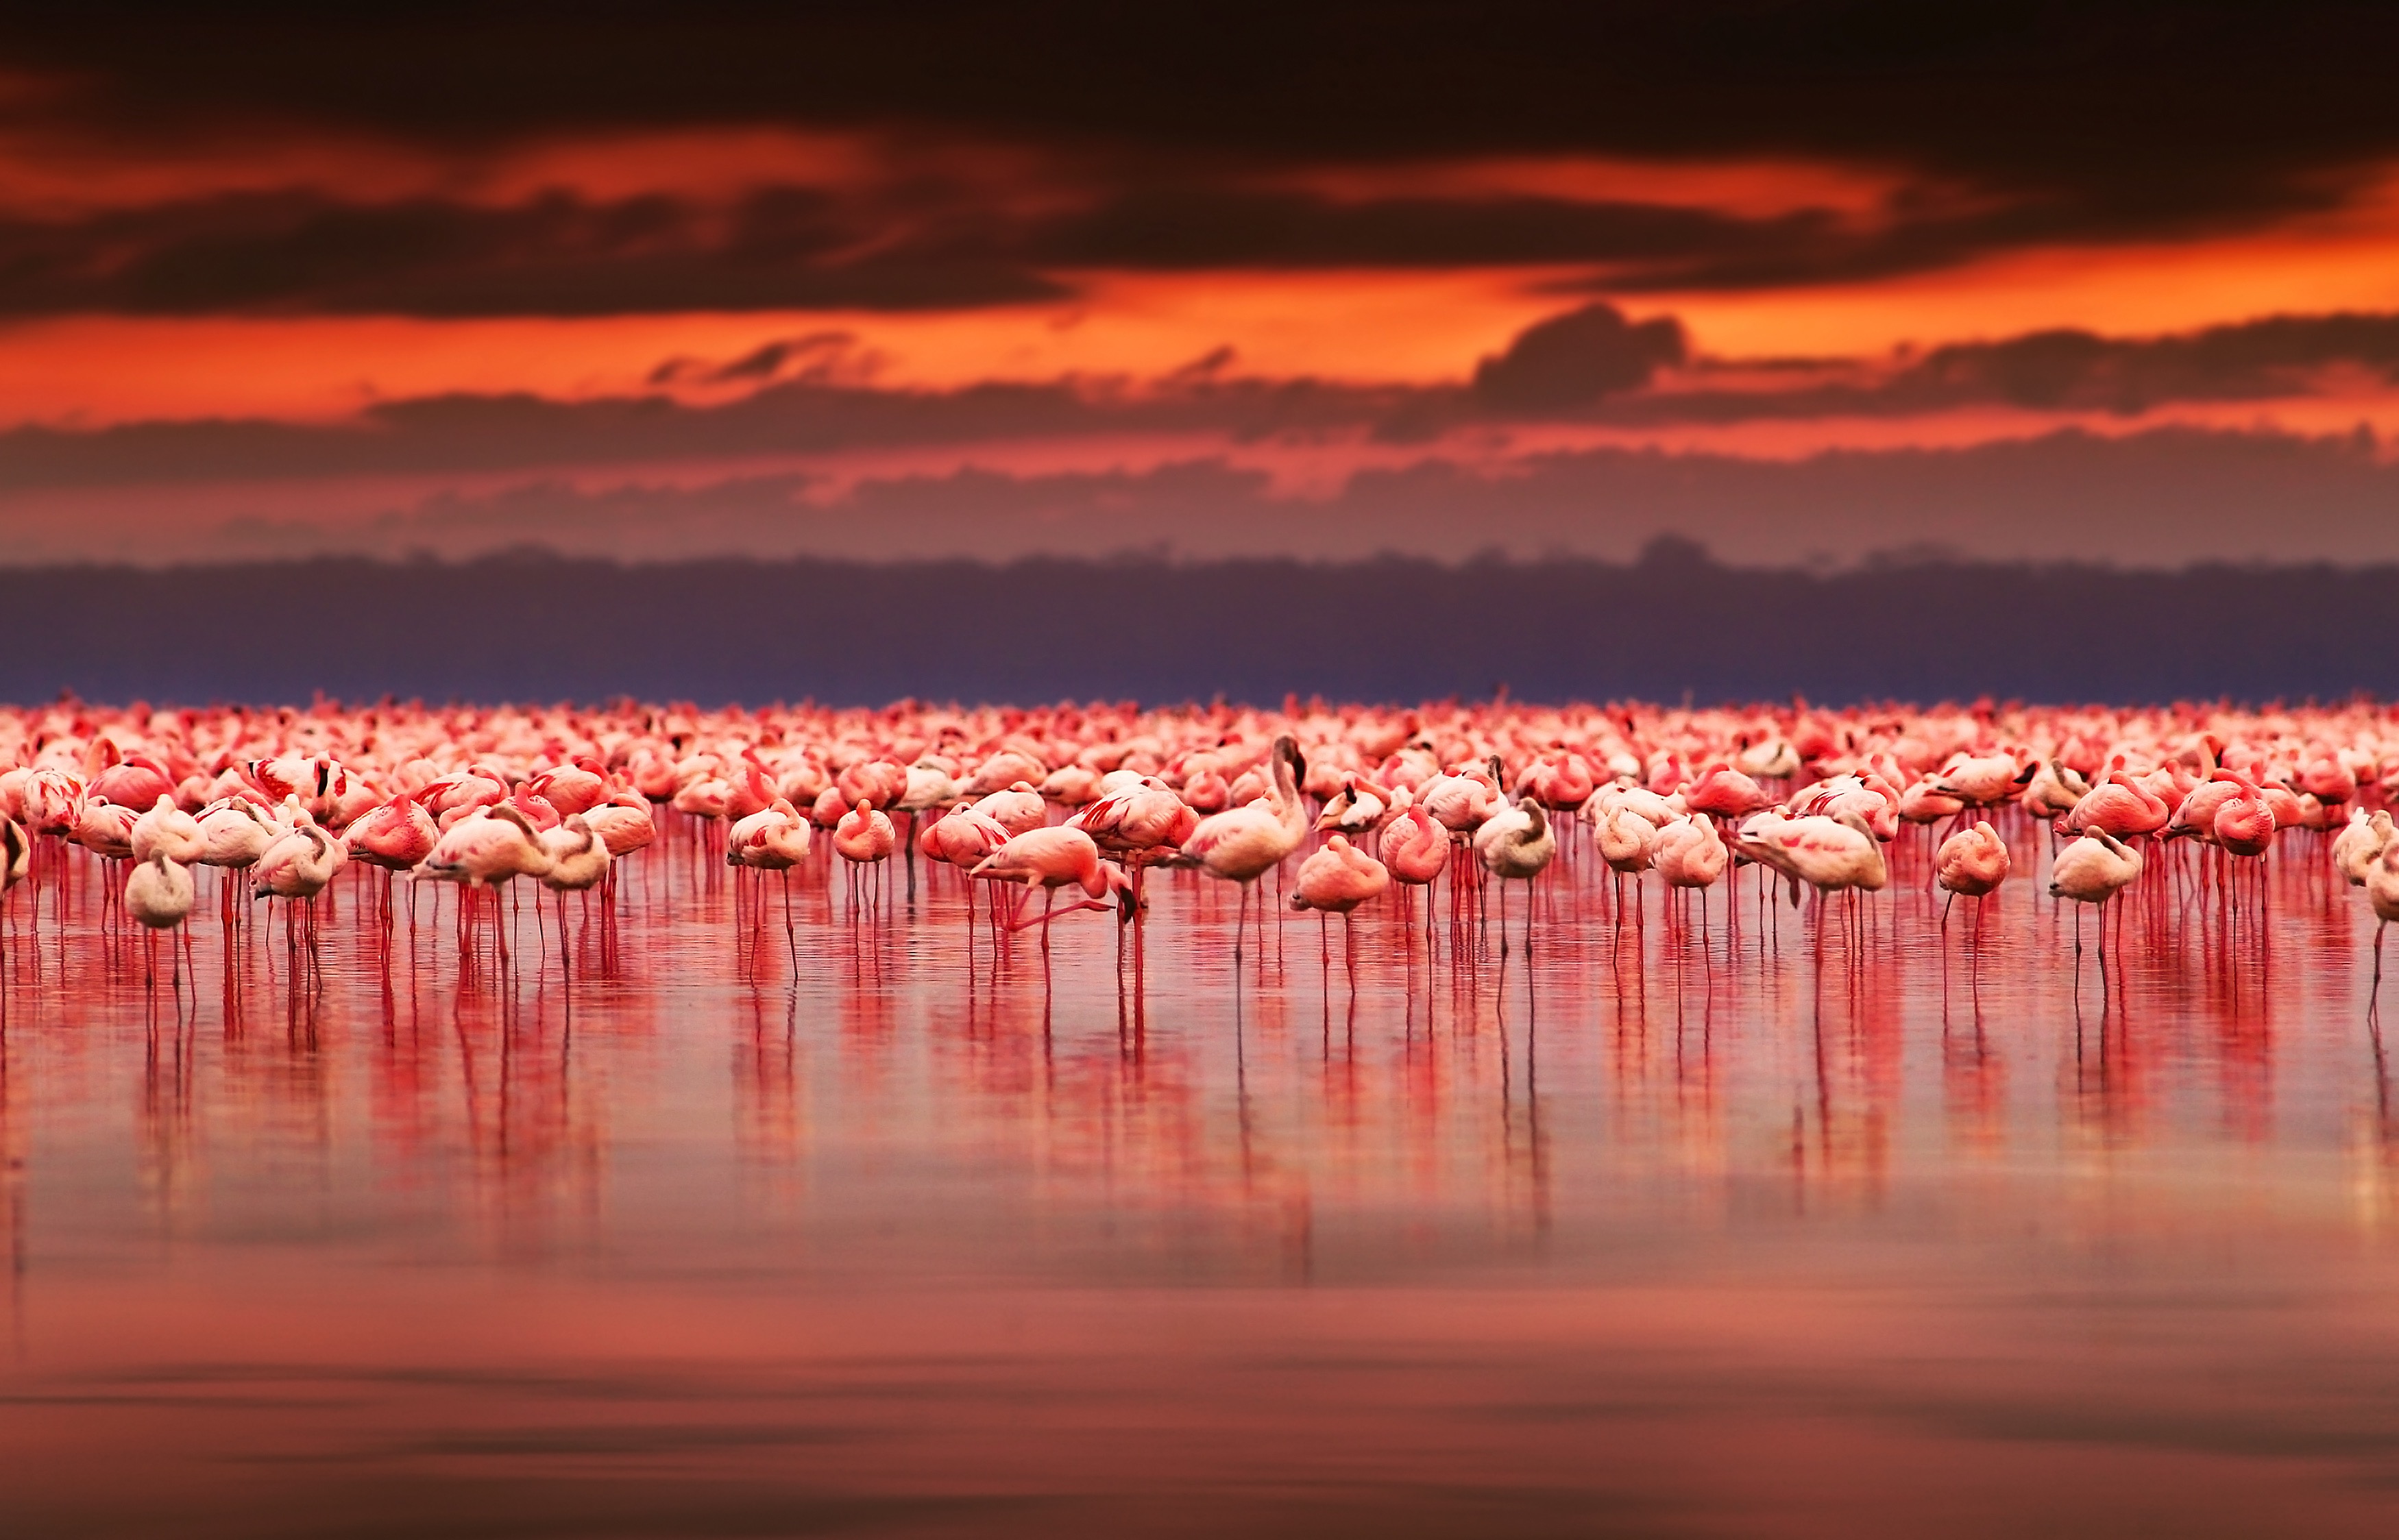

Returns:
5,816,2399,1537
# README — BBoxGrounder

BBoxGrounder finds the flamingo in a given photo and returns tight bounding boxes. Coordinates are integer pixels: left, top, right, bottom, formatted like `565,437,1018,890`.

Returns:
728,798,812,957
969,827,1132,985
132,795,207,864
22,768,84,837
1378,795,1450,939
2334,808,2393,887
1177,737,1306,968
1474,788,1555,957
193,796,278,926
125,853,197,991
90,754,177,811
1655,814,1727,893
1934,821,2010,946
343,792,438,936
2368,840,2399,996
894,757,962,900
345,793,439,871
583,787,659,857
415,806,548,963
1682,763,1770,822
1073,768,1196,990
253,820,344,975
2062,763,2171,840
0,814,25,977
1740,809,1884,964
526,759,609,818
2050,828,2143,966
1927,753,2031,808
538,816,613,980
833,800,897,917
2019,760,2093,820
976,781,1052,838
1592,802,1659,928
1289,834,1389,990
1315,775,1397,842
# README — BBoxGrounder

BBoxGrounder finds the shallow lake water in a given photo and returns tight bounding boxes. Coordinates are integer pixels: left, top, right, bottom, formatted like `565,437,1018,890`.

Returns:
4,813,2398,1537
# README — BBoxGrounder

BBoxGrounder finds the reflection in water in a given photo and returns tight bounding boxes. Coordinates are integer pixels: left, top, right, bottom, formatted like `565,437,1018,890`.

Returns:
3,810,2399,1536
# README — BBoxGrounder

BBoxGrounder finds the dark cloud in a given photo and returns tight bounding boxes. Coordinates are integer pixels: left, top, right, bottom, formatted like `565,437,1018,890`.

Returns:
7,3,2395,269
0,179,2219,319
0,189,1060,317
648,332,866,387
0,376,1415,490
10,304,2399,492
8,303,2399,496
1529,310,2399,428
1892,313,2399,413
1471,304,1687,411
1018,187,1833,274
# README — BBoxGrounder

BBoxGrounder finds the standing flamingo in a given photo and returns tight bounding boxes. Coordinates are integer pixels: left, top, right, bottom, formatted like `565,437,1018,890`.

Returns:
126,853,197,992
2050,828,2143,967
1378,794,1450,941
1474,790,1556,957
1290,834,1390,990
2335,808,2394,886
832,800,897,917
538,816,613,981
2367,840,2399,996
969,827,1132,989
1934,821,2010,956
1178,737,1306,969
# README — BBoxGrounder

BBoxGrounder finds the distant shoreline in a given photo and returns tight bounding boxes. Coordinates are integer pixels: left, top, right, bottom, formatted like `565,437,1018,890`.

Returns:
5,547,2392,708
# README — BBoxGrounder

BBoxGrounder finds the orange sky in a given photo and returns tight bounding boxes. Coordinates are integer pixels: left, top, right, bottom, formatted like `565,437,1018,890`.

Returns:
3,12,2398,565
3,154,2397,428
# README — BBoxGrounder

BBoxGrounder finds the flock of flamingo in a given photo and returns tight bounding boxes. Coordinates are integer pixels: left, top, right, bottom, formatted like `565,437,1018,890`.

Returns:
1,695,2396,1001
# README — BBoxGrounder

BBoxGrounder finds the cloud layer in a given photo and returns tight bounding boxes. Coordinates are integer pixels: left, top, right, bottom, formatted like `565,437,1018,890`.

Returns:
1,6,2395,573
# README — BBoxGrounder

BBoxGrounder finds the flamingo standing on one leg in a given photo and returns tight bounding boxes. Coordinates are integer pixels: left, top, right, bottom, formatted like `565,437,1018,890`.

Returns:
2367,840,2399,999
1934,820,2010,964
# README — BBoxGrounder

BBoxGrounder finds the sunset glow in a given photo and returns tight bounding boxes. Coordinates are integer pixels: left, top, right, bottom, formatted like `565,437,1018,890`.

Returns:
2,8,2397,563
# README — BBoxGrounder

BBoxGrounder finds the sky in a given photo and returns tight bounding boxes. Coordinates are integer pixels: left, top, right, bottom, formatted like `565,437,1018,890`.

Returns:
5,2,2399,567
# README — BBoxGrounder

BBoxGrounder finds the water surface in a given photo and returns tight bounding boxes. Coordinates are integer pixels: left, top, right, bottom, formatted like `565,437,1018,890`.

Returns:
5,819,2398,1537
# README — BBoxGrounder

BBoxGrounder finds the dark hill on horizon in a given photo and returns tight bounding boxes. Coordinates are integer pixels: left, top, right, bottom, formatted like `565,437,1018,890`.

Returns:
3,545,2393,709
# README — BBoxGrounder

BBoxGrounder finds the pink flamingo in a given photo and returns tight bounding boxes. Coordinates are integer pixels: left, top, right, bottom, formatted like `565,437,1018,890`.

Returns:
833,799,897,917
2050,828,2143,969
1178,738,1306,969
1290,834,1390,990
1379,795,1450,941
969,827,1132,987
1934,821,2010,953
